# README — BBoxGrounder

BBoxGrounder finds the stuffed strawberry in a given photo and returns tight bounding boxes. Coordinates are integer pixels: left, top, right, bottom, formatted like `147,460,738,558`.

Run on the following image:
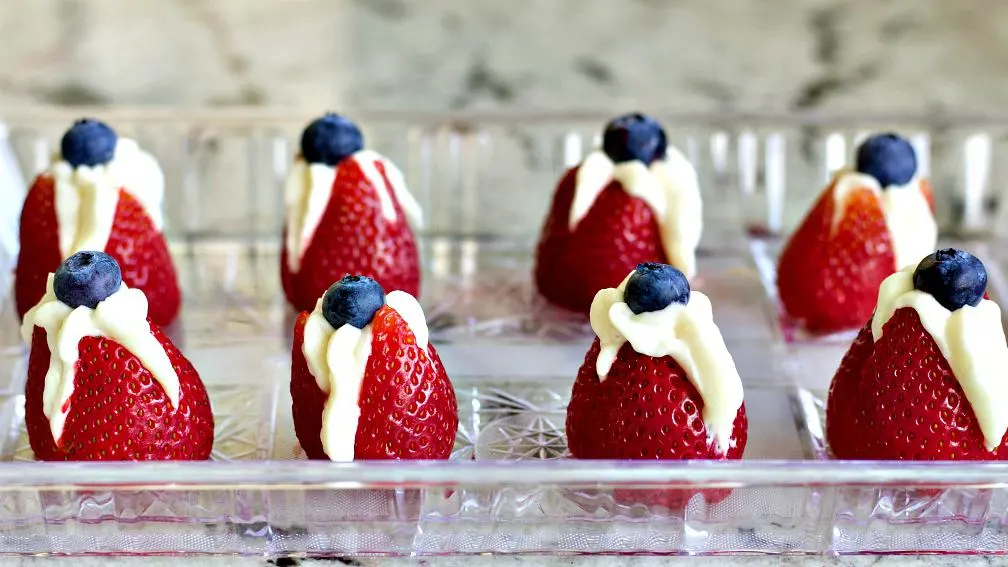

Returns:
281,114,423,313
827,249,1008,460
21,251,214,461
535,113,703,314
567,263,747,460
290,274,456,460
777,133,937,334
15,119,181,327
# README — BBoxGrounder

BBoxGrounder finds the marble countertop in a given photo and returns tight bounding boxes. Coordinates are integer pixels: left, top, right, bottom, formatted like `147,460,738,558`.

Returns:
3,0,1008,116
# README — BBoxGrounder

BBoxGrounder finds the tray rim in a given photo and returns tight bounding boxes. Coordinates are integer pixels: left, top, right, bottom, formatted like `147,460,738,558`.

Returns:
2,458,1008,488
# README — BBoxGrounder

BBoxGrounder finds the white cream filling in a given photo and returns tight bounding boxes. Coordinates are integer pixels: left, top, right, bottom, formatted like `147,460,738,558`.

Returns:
284,161,338,273
872,267,1008,452
283,150,424,273
21,274,180,444
829,171,937,270
51,138,165,260
589,274,744,454
569,147,702,279
301,290,430,461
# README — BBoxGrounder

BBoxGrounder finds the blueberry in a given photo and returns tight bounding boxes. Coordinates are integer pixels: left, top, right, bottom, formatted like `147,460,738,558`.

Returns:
300,113,364,166
855,133,917,188
602,113,668,166
912,248,987,311
53,251,122,309
321,275,386,329
60,119,118,168
623,263,690,315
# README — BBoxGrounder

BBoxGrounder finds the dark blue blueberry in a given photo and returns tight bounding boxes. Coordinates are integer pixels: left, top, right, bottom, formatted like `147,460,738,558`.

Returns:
624,263,690,315
60,119,117,168
855,133,917,188
321,275,386,329
913,248,987,312
300,113,364,166
602,113,668,166
53,251,122,309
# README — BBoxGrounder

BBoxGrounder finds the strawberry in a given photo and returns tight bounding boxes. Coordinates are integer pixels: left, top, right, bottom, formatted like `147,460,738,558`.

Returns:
824,320,875,459
23,251,211,461
566,262,747,509
14,175,61,323
778,133,937,334
104,188,181,326
290,313,326,459
291,277,456,460
826,249,1008,461
15,176,182,327
25,320,213,461
16,119,181,328
535,168,667,314
776,180,895,333
567,264,748,461
567,340,748,461
830,307,1008,461
281,158,420,313
282,115,421,313
568,339,747,508
535,113,703,315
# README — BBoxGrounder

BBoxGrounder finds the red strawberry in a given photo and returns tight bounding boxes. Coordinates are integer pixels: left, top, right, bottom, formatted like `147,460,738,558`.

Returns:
827,308,1008,460
567,340,747,460
14,176,61,323
281,158,421,314
24,322,214,461
535,168,667,314
776,180,895,334
15,176,181,327
824,320,875,459
567,340,747,509
291,305,457,460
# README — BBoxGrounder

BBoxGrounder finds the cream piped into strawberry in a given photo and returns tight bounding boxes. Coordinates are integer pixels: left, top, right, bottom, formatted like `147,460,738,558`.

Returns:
281,114,423,312
21,251,213,461
535,113,703,314
777,133,937,333
566,263,747,460
51,128,166,256
827,249,1008,460
15,119,180,327
570,125,702,278
290,274,457,461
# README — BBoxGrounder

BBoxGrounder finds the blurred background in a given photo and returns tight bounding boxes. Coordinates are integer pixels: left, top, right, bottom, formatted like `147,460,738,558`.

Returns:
3,0,1008,282
2,0,1008,114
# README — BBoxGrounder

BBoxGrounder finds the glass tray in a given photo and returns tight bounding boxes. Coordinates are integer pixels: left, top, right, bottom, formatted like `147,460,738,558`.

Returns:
2,109,1008,557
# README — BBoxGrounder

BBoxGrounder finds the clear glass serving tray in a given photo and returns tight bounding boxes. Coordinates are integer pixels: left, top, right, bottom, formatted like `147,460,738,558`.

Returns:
2,109,1008,557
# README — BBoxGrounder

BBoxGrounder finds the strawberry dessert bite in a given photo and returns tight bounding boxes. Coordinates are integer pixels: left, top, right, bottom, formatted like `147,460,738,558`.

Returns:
566,263,747,462
827,249,1008,460
21,251,214,461
535,113,703,314
16,119,181,327
290,275,457,460
281,114,423,313
777,133,937,334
